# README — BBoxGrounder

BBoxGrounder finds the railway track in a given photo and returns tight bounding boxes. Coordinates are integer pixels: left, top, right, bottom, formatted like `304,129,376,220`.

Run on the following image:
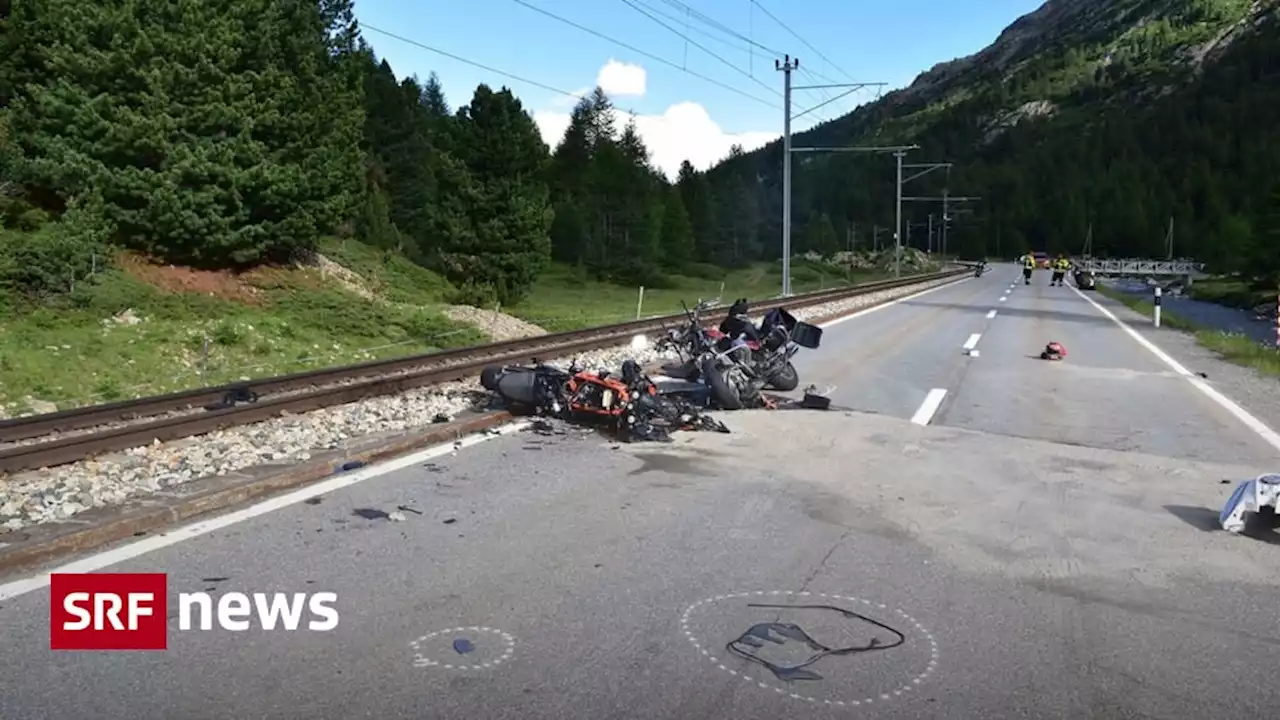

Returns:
0,270,967,473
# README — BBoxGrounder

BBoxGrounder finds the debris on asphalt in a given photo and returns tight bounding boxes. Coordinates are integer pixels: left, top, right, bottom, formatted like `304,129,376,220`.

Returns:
387,511,406,522
443,518,457,525
452,638,474,654
352,508,391,521
397,505,423,515
1219,473,1280,534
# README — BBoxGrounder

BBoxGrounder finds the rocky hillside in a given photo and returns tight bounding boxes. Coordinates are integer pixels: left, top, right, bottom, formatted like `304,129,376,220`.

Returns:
705,0,1279,274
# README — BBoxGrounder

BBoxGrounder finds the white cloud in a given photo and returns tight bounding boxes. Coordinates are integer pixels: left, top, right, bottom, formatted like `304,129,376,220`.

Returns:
534,62,778,181
596,59,646,97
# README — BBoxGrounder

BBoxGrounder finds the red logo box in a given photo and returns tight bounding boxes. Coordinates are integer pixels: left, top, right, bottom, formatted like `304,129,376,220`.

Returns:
50,573,168,650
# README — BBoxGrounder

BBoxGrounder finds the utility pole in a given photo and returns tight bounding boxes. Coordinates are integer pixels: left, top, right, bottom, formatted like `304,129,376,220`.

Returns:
927,213,934,253
902,192,980,262
774,64,889,294
898,160,951,274
776,55,798,296
894,151,904,278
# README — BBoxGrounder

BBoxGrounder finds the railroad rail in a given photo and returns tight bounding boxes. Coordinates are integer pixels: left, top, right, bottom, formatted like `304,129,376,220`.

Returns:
0,269,967,473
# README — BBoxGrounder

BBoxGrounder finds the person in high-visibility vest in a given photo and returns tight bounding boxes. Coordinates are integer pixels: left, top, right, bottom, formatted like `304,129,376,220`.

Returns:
1021,252,1036,285
1050,254,1071,286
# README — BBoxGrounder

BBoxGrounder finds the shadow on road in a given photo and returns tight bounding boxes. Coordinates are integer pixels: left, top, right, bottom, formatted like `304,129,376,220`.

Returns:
901,300,1117,327
1164,504,1280,545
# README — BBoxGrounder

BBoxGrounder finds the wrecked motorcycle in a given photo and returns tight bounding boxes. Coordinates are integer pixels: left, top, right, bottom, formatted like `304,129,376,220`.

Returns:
655,298,821,405
479,359,727,441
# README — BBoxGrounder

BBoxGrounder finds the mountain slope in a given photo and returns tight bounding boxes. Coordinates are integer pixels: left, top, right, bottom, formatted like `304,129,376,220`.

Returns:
704,0,1279,273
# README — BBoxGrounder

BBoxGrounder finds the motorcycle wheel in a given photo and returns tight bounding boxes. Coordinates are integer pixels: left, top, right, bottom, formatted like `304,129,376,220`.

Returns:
700,357,743,410
765,361,799,391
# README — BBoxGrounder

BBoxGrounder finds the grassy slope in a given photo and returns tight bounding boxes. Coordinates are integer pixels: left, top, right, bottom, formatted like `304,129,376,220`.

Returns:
511,258,886,332
0,238,895,414
0,238,487,413
1095,283,1280,377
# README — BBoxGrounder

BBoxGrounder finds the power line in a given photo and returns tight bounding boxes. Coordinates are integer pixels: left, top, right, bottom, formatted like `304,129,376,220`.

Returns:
362,24,585,100
619,0,780,99
508,0,779,109
652,0,781,56
748,0,857,83
628,0,779,58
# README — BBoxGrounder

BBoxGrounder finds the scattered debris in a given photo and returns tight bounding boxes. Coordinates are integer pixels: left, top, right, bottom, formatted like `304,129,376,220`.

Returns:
443,518,457,525
1219,473,1280,533
387,511,406,522
397,505,423,515
452,638,474,654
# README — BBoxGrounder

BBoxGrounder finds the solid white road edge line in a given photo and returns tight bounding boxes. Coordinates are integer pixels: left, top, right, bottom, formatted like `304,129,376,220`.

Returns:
911,389,948,426
1072,286,1280,454
0,420,532,602
962,333,982,351
817,276,970,329
986,310,997,319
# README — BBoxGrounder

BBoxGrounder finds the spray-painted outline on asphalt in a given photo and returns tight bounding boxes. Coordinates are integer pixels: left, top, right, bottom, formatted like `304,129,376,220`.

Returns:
409,626,516,671
680,590,939,708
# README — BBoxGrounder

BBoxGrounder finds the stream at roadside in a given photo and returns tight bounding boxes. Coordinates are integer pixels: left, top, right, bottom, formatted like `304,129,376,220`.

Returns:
1102,277,1275,345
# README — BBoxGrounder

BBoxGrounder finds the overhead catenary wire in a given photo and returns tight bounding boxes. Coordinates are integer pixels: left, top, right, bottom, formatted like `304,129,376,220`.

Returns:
749,0,859,84
506,0,779,109
630,0,781,58
618,0,780,99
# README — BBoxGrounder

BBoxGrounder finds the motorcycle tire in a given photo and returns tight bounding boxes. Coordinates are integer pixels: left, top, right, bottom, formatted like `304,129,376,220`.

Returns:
765,361,799,391
700,357,743,410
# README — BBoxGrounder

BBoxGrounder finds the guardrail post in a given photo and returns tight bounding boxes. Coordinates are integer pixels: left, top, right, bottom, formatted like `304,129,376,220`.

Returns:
1153,287,1162,328
636,286,644,320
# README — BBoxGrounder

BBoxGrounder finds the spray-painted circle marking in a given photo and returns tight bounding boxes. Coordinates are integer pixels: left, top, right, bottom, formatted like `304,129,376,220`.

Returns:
680,591,939,707
409,626,516,671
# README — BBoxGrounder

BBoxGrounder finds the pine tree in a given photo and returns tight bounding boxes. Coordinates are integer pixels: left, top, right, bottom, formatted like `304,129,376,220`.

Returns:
446,84,553,304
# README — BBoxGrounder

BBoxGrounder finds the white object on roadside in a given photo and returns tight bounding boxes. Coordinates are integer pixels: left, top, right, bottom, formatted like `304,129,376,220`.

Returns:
1219,474,1280,533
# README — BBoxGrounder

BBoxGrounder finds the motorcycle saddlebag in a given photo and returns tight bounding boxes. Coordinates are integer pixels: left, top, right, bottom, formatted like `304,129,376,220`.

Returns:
791,321,823,349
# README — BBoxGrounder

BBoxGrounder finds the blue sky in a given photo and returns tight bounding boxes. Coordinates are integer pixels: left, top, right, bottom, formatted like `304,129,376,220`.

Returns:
352,0,1046,177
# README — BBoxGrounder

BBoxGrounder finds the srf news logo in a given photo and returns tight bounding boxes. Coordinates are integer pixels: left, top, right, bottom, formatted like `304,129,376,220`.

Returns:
50,573,339,650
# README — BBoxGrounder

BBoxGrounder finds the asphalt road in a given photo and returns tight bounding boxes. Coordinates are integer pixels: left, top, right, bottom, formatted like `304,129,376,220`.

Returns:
3,263,1279,719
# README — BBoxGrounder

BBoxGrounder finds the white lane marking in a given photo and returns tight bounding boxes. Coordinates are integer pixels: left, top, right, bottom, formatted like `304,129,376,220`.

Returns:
967,350,980,358
817,277,969,329
1072,286,1280,454
985,310,997,319
999,296,1007,302
911,389,948,426
962,333,981,351
0,421,531,602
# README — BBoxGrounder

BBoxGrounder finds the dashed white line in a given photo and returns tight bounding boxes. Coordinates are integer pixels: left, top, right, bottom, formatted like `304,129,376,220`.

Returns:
986,309,997,319
910,388,948,426
962,333,981,351
999,296,1007,302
